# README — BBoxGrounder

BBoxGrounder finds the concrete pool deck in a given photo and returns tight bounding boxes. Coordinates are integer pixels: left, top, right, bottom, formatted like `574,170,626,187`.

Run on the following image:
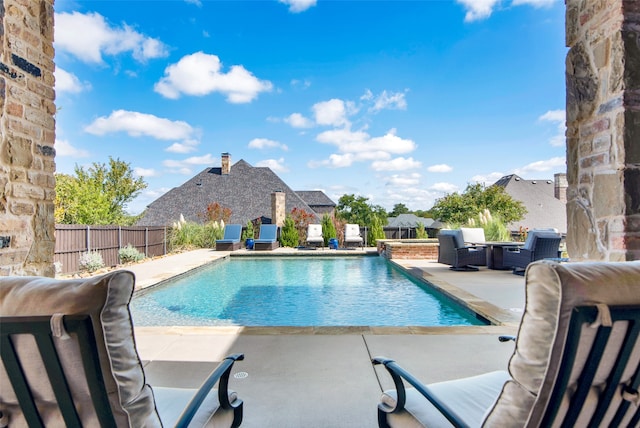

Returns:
127,248,524,427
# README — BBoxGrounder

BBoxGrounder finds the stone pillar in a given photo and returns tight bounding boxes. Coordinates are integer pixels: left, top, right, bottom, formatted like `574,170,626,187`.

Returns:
565,0,640,261
271,191,285,227
0,0,56,276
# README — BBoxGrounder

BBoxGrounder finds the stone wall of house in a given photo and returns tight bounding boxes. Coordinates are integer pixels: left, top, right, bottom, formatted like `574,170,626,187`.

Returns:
0,0,56,276
565,0,640,261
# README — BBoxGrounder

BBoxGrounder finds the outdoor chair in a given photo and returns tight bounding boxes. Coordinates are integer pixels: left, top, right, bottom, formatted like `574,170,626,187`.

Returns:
437,229,486,270
460,227,486,245
344,224,364,248
306,223,324,248
0,270,244,427
254,224,279,250
372,259,640,427
503,230,561,274
216,223,243,251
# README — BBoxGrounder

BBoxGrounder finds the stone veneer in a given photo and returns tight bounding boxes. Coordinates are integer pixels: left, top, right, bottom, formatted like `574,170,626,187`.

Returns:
565,0,640,261
0,0,56,276
271,191,286,227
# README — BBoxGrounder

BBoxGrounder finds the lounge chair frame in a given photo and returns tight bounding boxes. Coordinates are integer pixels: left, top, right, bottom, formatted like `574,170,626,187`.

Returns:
503,235,561,273
437,234,486,270
373,303,640,427
254,224,279,251
0,314,244,428
216,224,243,251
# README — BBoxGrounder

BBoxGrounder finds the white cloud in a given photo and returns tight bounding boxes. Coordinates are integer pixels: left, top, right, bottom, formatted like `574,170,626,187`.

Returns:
471,172,505,185
291,79,311,89
369,90,408,113
456,0,500,22
55,139,90,157
55,68,91,94
162,154,217,174
134,167,157,177
427,164,453,173
184,0,202,6
85,110,197,142
256,158,289,173
278,0,317,13
284,113,314,128
430,182,459,193
513,156,566,176
312,99,352,127
248,138,289,151
371,157,422,172
165,139,200,154
154,52,273,103
54,11,168,64
316,128,369,146
386,173,421,186
512,0,556,7
539,109,566,147
307,153,356,169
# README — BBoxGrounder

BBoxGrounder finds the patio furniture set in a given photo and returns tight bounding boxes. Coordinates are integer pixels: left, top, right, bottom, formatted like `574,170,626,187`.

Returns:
214,223,365,251
437,227,563,274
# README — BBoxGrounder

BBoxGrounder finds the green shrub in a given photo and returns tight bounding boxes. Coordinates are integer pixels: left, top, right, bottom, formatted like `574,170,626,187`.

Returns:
367,215,385,246
119,244,145,264
415,222,428,239
242,220,255,241
280,216,300,247
469,209,511,242
169,220,223,250
79,251,104,272
321,213,337,246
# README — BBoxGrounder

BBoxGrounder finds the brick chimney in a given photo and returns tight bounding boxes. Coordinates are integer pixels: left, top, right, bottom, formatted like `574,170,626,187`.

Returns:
271,191,286,227
221,152,231,175
554,172,567,203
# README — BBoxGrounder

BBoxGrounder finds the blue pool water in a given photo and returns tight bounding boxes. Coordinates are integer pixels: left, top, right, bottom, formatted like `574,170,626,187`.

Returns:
130,257,484,327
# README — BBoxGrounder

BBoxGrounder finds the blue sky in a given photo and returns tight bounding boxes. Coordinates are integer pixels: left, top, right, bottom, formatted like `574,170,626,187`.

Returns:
53,0,567,215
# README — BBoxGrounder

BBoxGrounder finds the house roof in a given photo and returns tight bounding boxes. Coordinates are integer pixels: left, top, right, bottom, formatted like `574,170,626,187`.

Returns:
136,159,322,226
493,174,567,234
295,191,336,207
386,214,435,228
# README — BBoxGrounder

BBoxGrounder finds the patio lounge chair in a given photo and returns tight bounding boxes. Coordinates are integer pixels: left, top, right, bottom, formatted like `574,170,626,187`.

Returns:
503,230,561,274
437,229,486,270
216,223,243,251
373,259,640,427
0,271,244,428
254,224,279,250
344,224,364,248
306,223,324,248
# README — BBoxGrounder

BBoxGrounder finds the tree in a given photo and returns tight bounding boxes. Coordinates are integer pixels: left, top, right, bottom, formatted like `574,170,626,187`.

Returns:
55,157,147,225
430,183,527,225
336,194,388,226
389,203,410,217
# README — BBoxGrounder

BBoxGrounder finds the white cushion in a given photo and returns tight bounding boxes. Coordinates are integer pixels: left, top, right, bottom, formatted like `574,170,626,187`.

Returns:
460,228,486,244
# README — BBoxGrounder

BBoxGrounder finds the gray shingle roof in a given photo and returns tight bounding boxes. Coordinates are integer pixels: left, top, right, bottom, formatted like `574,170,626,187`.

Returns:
137,159,322,226
386,214,435,228
295,191,336,207
493,174,567,234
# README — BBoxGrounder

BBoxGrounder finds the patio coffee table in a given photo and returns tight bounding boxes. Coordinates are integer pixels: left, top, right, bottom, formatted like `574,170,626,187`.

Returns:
484,241,525,270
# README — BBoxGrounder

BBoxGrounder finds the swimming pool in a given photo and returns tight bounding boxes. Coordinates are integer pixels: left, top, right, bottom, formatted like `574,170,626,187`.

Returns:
130,256,485,327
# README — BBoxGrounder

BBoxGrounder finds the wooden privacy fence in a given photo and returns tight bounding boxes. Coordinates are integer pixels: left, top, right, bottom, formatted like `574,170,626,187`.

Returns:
54,225,167,274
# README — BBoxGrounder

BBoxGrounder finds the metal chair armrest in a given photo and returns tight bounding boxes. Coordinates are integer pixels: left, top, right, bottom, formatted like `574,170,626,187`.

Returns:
372,357,468,428
175,353,245,428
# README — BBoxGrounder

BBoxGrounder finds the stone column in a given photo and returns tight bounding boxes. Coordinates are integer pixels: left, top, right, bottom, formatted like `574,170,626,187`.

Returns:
271,191,285,227
0,0,56,276
565,0,640,261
